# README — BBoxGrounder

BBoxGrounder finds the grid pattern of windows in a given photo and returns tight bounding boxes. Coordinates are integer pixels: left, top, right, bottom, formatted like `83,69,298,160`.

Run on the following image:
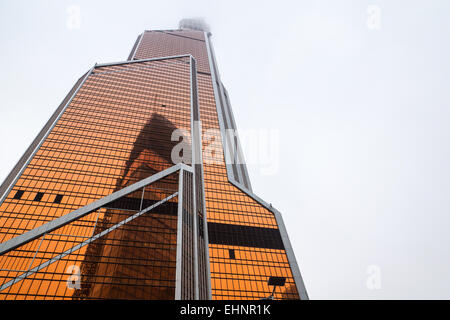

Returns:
0,57,193,299
133,31,210,74
0,172,180,300
131,30,300,300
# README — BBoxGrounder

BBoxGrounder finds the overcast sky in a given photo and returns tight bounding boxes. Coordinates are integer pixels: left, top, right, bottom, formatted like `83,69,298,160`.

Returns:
1,0,450,299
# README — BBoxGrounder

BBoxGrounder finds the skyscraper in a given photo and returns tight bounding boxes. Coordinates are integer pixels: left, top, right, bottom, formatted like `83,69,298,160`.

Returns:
0,19,308,300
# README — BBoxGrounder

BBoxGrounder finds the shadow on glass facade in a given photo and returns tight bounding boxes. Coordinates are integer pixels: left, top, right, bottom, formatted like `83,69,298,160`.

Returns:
73,113,183,299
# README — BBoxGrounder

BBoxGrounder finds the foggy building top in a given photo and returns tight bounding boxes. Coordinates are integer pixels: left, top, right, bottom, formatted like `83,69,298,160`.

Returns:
179,18,210,32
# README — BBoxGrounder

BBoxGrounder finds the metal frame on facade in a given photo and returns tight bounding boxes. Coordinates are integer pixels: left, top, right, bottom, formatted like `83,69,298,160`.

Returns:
0,162,197,296
129,32,144,60
189,56,212,300
0,54,212,300
221,86,252,190
0,192,178,293
175,166,185,299
0,163,191,257
204,32,309,300
189,57,200,300
203,32,253,193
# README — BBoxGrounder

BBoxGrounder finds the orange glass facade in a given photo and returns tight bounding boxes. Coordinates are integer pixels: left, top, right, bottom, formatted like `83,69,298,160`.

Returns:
0,24,307,300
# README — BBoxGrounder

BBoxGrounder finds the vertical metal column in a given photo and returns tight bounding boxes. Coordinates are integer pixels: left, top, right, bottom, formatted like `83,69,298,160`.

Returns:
190,55,212,299
175,169,184,300
189,57,200,300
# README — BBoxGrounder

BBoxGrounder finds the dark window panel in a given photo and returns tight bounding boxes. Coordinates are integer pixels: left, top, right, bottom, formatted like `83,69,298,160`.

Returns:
13,190,25,200
33,192,44,202
207,222,285,250
54,194,63,204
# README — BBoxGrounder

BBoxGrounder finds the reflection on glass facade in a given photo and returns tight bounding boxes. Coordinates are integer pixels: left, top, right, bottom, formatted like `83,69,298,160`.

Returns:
0,21,307,300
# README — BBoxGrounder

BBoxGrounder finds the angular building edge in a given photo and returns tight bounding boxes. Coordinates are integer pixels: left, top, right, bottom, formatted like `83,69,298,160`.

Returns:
203,32,309,300
0,69,93,206
229,179,309,300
